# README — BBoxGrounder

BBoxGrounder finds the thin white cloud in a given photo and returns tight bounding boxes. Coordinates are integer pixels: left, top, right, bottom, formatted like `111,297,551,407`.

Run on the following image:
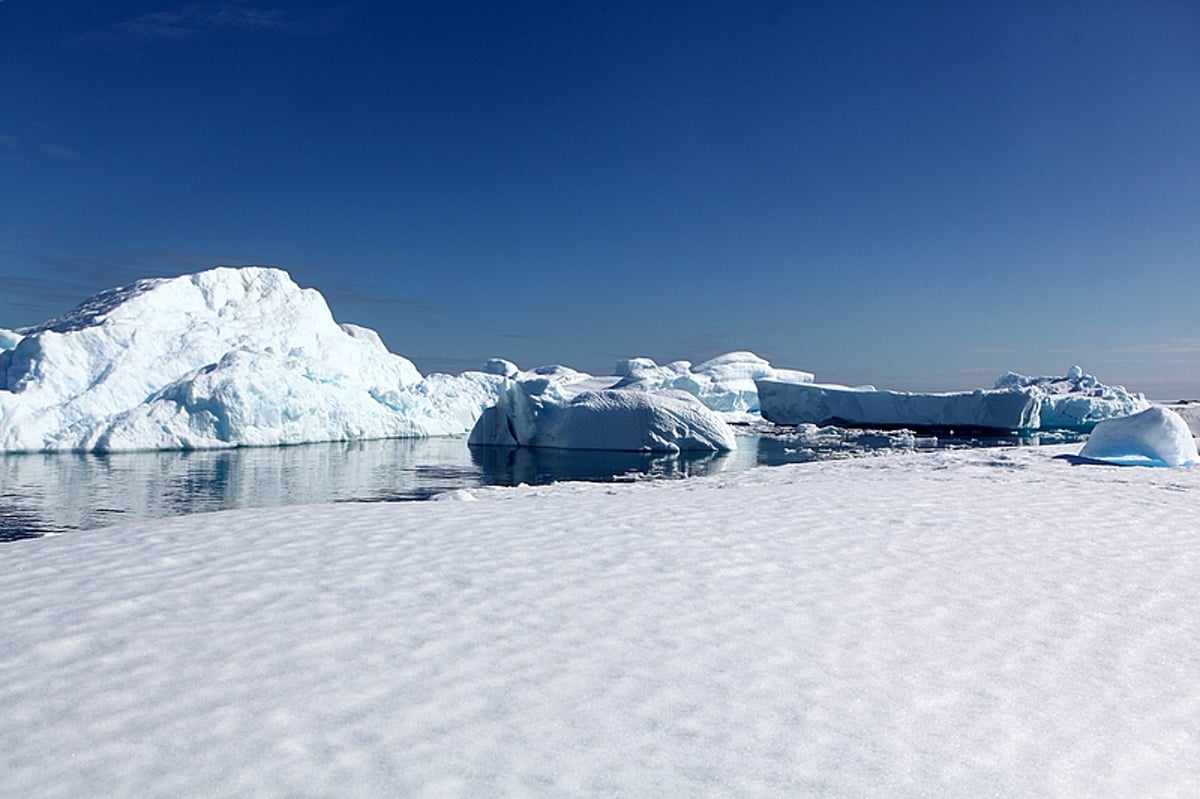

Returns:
1112,339,1200,355
0,133,20,148
76,3,344,45
39,144,80,160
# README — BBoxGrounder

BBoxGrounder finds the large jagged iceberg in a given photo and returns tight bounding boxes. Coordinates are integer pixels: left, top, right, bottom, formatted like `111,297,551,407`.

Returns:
756,366,1148,433
1079,406,1198,467
612,351,813,421
993,365,1147,429
469,373,737,452
0,267,503,452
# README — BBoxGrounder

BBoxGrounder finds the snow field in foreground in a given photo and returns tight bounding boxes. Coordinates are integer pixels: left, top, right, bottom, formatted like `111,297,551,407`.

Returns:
2,446,1199,797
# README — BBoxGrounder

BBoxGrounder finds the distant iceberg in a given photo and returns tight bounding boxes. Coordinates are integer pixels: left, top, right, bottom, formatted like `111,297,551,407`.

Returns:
756,366,1148,433
1167,402,1200,438
0,267,503,452
613,351,813,422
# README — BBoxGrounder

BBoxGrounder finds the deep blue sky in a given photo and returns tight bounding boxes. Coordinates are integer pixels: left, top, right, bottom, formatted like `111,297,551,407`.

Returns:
3,1,1198,396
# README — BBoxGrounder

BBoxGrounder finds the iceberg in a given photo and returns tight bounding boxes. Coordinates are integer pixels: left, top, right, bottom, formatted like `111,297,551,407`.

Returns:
1166,402,1200,437
1078,406,1198,467
0,266,504,452
756,367,1149,433
469,375,737,452
613,350,814,421
993,365,1147,429
755,381,1039,432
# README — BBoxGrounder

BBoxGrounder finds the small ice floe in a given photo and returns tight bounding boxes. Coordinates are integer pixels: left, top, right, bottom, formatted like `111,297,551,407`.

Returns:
1078,406,1198,467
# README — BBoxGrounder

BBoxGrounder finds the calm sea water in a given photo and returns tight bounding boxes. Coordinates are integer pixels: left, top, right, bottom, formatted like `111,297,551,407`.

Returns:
0,428,1075,542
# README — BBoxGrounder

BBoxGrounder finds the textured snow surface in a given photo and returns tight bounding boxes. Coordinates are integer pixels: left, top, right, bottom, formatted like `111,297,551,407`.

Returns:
469,375,737,452
0,267,503,451
757,367,1147,432
4,446,1199,797
1080,406,1199,467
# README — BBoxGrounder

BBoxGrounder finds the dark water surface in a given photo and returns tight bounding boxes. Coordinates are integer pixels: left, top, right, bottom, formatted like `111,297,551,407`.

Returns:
1,428,1075,541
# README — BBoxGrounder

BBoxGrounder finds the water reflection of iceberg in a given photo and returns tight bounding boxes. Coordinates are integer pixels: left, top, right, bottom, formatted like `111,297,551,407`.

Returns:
0,428,1057,542
469,445,731,486
0,437,734,541
0,438,482,539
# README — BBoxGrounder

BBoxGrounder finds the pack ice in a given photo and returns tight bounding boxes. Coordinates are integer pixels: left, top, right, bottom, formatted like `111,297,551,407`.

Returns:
756,365,1147,432
0,267,504,452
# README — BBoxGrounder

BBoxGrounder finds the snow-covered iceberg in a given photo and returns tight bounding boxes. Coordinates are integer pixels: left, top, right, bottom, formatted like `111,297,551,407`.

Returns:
756,367,1148,433
1079,406,1198,467
469,375,737,452
612,351,813,421
0,267,503,452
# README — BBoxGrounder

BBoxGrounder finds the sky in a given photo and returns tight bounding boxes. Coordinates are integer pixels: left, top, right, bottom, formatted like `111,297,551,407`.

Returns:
2,1,1198,397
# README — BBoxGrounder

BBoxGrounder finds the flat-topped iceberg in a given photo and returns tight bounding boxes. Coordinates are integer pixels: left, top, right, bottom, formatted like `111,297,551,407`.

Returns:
1079,406,1198,467
469,374,737,452
756,381,1040,432
0,267,503,452
756,367,1149,433
613,351,813,421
